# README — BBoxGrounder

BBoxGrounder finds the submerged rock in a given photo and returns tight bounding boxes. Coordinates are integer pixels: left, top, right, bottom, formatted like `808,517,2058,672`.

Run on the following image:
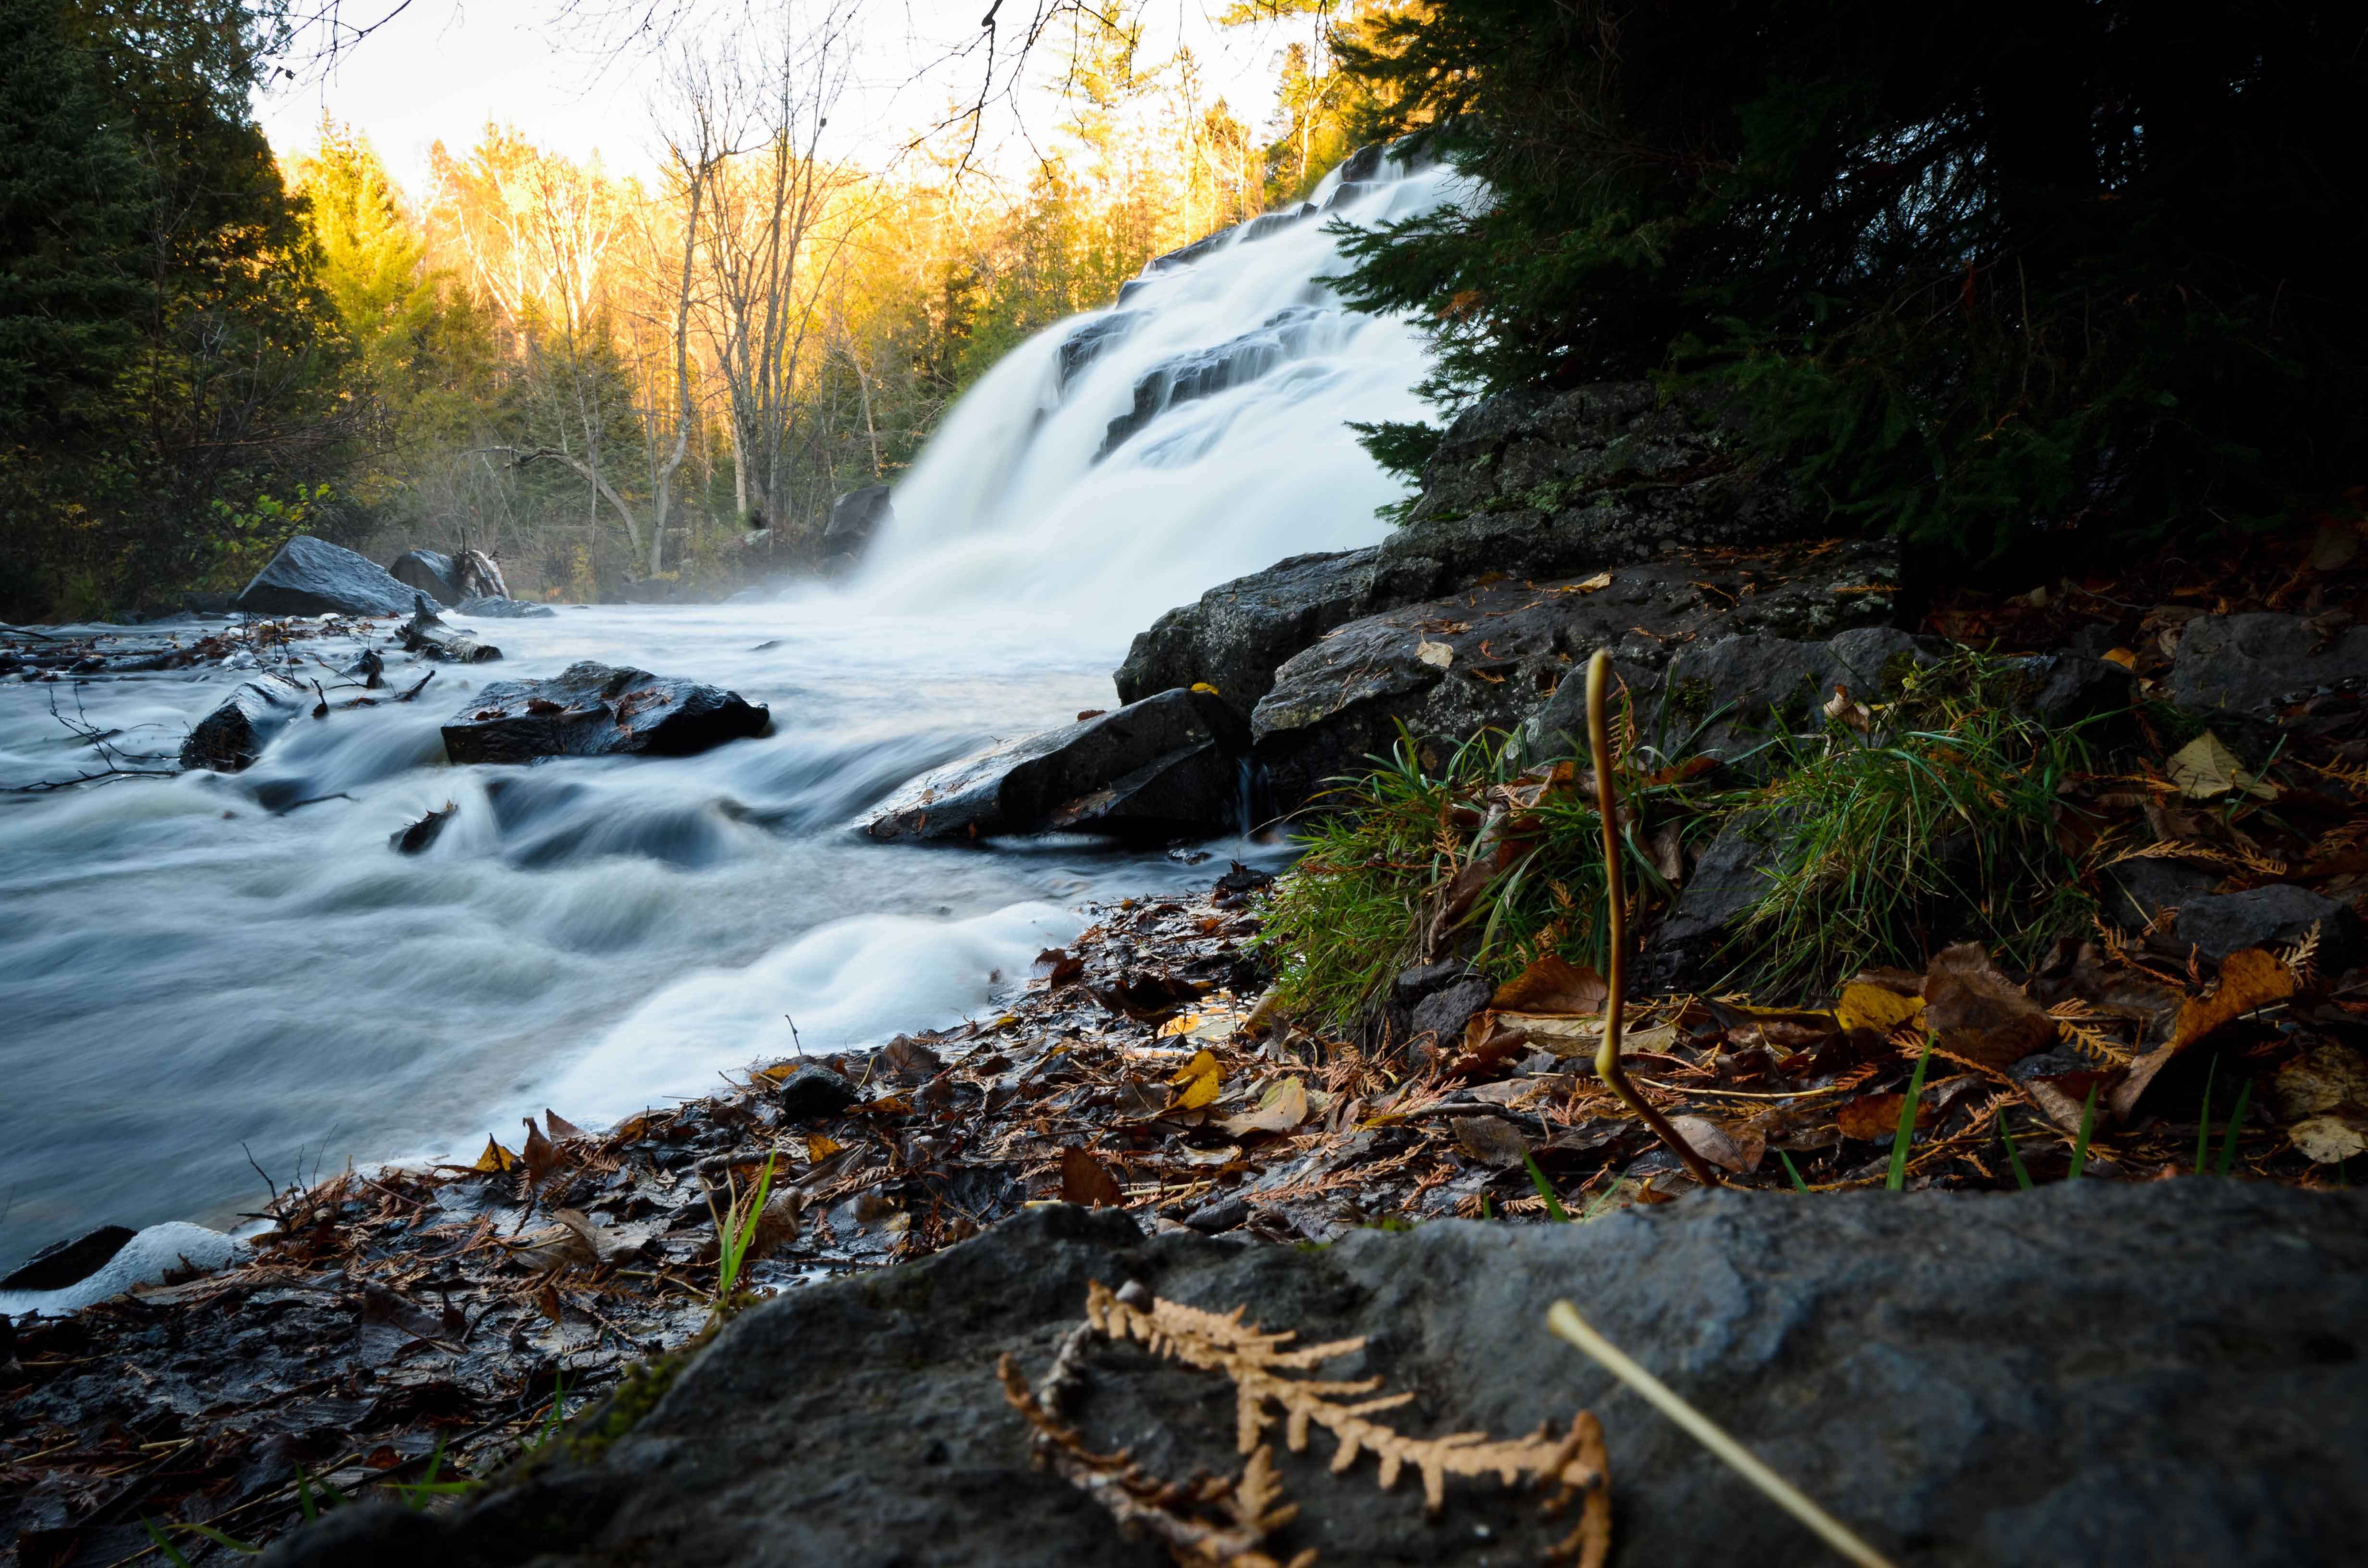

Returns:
863,687,1247,842
263,1182,2368,1568
440,662,769,765
454,594,555,620
234,535,420,617
180,674,308,772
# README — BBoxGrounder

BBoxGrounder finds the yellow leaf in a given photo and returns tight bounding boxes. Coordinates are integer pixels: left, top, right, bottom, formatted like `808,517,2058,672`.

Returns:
1190,681,1221,696
1837,982,1925,1035
1169,1047,1224,1109
1168,1048,1221,1084
1177,1073,1222,1110
472,1136,518,1174
2166,730,2275,801
2102,647,2138,669
1573,570,1613,591
806,1133,844,1161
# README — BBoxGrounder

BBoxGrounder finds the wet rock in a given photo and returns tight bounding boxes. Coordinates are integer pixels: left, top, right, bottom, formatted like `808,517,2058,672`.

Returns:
1099,306,1329,456
1391,960,1472,1005
2014,650,2134,727
774,1065,860,1121
2168,612,2368,729
440,662,769,765
1055,312,1145,391
2102,857,2220,931
180,675,308,772
0,1226,136,1292
1119,385,1833,723
454,595,555,620
1246,543,1904,812
825,486,895,557
1634,806,1797,991
266,1184,2368,1568
863,688,1246,842
2173,884,2356,964
1181,1194,1248,1233
234,535,421,617
390,549,460,606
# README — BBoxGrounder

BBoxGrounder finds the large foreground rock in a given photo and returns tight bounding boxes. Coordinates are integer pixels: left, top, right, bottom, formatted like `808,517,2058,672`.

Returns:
1247,540,1902,812
180,675,308,772
865,688,1246,841
267,1182,2367,1568
1117,381,1820,723
234,535,420,617
441,662,768,765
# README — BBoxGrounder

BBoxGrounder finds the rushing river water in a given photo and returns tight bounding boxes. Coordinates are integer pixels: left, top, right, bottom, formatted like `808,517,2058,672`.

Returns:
0,150,1465,1257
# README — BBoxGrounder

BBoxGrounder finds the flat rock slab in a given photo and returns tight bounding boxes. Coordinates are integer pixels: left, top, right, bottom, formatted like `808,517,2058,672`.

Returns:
441,662,768,765
267,1181,2367,1568
865,687,1246,841
235,535,421,617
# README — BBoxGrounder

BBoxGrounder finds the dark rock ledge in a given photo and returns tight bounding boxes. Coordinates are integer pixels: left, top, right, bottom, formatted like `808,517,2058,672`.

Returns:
266,1180,2367,1568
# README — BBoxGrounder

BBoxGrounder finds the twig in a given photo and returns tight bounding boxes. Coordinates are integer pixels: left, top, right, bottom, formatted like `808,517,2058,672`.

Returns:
1547,1301,1895,1568
1583,650,1720,1187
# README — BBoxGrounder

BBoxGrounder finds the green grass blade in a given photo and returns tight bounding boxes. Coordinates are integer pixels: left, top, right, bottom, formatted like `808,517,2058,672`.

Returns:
142,1519,195,1568
1522,1151,1570,1222
1777,1151,1811,1195
2193,1055,2219,1175
1580,1175,1626,1221
1886,1037,1935,1191
173,1521,262,1554
1999,1119,2034,1191
2069,1082,2101,1179
2216,1078,2253,1177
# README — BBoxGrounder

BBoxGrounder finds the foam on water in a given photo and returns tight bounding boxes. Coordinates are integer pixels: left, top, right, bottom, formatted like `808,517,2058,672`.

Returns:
0,150,1468,1262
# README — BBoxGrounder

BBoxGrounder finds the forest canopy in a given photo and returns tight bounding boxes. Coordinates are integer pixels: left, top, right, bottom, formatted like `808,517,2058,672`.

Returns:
1332,0,2368,561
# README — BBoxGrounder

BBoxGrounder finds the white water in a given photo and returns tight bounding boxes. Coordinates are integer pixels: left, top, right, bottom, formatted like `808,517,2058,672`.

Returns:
0,152,1467,1262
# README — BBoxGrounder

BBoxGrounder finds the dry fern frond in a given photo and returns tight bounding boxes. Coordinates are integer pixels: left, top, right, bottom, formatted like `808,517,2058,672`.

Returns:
2047,1001,2136,1066
1000,1326,1313,1568
1085,1282,1607,1525
2280,919,2324,985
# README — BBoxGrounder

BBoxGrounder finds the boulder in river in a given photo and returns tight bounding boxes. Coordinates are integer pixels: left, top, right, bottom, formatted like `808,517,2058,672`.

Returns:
454,594,555,620
260,1181,2368,1568
864,687,1247,842
234,535,421,617
441,662,769,765
390,549,460,606
180,674,308,772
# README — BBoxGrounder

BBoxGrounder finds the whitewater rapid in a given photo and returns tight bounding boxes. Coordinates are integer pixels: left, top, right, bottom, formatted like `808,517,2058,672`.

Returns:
0,151,1467,1255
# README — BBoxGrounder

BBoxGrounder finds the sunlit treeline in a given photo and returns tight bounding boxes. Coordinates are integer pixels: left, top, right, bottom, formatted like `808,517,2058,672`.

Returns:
289,1,1381,600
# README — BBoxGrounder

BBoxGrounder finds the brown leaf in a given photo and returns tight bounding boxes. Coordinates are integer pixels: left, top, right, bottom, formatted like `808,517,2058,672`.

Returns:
2111,947,2297,1117
1490,955,1607,1015
1061,1147,1125,1208
1835,1092,1929,1141
519,1117,561,1186
1031,947,1084,986
543,1107,588,1141
1665,1115,1765,1173
2291,1112,2368,1164
1451,1115,1530,1168
2272,1042,2368,1120
1922,943,2055,1067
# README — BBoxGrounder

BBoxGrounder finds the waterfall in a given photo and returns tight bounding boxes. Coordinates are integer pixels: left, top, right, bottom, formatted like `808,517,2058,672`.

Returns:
851,147,1470,639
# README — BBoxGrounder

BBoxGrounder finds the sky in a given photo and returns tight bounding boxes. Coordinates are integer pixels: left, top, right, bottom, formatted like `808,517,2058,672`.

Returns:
251,0,1308,199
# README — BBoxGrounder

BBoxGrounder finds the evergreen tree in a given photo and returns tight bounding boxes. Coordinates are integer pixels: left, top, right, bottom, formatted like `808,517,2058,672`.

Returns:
1332,0,2368,560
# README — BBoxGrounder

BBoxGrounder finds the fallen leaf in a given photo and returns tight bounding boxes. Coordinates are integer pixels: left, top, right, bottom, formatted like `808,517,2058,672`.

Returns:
472,1135,518,1174
2110,947,2297,1116
1218,1076,1308,1137
2101,647,2138,669
1510,1017,1680,1058
1573,570,1613,591
1169,1048,1224,1110
1837,981,1926,1035
543,1108,588,1140
1416,638,1454,669
1491,955,1607,1015
1922,944,2054,1067
1190,681,1221,696
1665,1115,1765,1174
1451,1115,1530,1167
1060,1147,1125,1207
520,1117,560,1186
2290,1113,2368,1164
1031,947,1084,986
1835,1092,1929,1141
806,1133,844,1161
1174,1143,1242,1166
2166,731,2276,801
1821,684,1872,733
2273,1042,2368,1120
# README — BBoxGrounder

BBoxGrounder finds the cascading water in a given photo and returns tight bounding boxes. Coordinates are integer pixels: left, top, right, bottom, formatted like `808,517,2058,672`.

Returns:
0,149,1467,1258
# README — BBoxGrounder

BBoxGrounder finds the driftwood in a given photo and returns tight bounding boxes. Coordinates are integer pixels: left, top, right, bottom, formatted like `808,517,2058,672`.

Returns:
399,596,501,663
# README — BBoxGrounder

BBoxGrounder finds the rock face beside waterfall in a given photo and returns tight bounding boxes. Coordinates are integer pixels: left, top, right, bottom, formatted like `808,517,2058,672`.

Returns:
863,688,1247,842
261,1182,2368,1568
440,662,769,765
1115,382,1818,728
1246,541,1905,810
